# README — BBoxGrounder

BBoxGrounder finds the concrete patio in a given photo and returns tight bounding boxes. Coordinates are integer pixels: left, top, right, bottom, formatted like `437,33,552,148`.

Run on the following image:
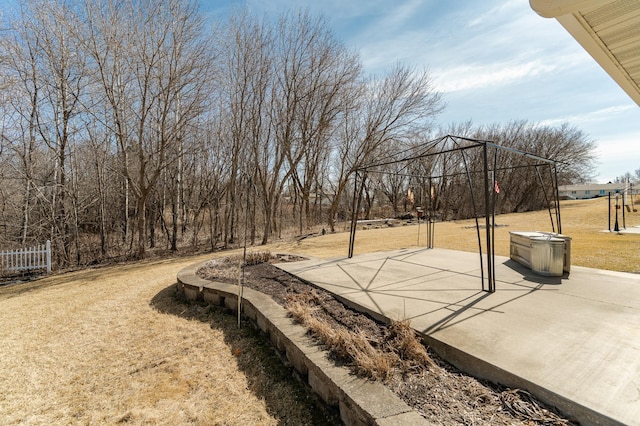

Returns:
277,247,640,425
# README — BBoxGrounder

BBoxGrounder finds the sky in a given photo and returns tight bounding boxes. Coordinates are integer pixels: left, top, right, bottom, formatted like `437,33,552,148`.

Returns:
1,0,638,183
202,0,638,183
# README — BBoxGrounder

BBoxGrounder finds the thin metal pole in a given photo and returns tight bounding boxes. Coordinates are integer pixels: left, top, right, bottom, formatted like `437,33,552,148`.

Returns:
348,171,366,258
483,143,493,293
608,192,612,232
552,164,562,234
417,212,421,246
239,176,251,328
614,194,620,232
535,165,555,233
491,148,498,293
427,177,433,249
622,183,627,229
484,140,564,166
361,162,552,181
364,141,483,170
348,172,359,258
460,146,485,292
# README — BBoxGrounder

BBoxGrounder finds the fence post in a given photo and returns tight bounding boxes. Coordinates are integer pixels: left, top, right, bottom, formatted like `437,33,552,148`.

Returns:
46,240,51,273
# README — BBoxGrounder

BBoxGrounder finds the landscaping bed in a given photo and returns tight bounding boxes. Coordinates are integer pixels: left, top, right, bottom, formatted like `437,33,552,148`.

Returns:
197,254,573,425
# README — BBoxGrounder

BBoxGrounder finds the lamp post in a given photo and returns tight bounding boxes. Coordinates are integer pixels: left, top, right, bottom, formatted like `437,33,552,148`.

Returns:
416,207,423,245
614,194,620,232
608,192,611,231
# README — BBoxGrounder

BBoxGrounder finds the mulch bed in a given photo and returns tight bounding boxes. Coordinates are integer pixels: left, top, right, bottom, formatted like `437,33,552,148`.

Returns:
197,255,574,425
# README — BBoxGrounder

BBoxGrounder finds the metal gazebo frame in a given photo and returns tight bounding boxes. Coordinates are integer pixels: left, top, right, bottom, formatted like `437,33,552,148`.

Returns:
347,135,562,293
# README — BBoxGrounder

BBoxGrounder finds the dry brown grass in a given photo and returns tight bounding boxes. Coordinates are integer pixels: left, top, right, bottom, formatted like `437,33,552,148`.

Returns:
286,291,435,381
0,253,334,425
287,291,394,380
387,320,437,370
224,250,272,266
197,251,274,283
271,198,640,272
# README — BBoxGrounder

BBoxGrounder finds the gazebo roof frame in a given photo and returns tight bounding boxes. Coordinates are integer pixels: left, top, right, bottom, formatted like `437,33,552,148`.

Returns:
347,134,562,293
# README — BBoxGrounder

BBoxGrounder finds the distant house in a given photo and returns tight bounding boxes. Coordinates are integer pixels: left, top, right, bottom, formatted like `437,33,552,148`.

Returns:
558,183,625,200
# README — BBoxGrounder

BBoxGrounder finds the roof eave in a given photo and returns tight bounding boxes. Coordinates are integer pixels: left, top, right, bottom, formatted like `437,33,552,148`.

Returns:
530,0,640,107
529,0,613,18
556,12,640,106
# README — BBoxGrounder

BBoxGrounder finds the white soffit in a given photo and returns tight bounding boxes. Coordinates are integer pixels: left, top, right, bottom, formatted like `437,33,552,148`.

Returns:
530,0,640,106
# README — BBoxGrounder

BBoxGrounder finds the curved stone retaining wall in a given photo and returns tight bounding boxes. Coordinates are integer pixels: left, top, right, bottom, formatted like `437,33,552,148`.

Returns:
177,260,428,426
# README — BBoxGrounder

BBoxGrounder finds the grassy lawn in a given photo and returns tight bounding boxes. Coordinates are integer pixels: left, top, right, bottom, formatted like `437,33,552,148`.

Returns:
0,254,335,425
272,197,640,273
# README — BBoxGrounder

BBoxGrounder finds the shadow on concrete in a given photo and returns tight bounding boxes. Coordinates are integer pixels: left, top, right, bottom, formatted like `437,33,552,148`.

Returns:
284,254,562,339
150,283,341,426
277,247,639,425
419,291,493,334
503,260,564,285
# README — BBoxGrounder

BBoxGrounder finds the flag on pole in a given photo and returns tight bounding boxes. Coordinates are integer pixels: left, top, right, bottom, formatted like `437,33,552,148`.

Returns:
494,180,500,194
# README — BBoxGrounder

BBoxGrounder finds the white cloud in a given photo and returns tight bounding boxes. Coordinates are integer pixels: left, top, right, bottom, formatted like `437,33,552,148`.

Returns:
376,0,424,30
537,105,637,127
466,0,521,28
433,59,557,93
345,0,592,93
594,133,640,182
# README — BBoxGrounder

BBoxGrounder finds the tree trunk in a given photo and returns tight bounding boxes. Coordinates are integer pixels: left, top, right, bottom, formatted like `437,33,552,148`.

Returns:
171,197,178,251
261,197,271,245
136,195,146,259
327,178,350,232
122,177,129,244
149,202,156,249
20,180,31,246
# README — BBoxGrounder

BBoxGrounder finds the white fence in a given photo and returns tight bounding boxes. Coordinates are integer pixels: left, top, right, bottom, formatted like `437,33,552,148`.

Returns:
0,241,51,275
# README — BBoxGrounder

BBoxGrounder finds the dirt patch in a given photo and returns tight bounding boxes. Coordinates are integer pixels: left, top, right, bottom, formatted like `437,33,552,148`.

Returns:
197,256,574,425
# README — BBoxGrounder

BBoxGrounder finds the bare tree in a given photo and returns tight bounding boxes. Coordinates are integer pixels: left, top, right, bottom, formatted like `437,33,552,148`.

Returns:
1,0,88,267
277,12,361,234
0,2,600,267
35,0,87,265
216,9,273,246
326,65,444,231
471,120,596,214
377,165,407,216
84,0,212,258
0,22,41,246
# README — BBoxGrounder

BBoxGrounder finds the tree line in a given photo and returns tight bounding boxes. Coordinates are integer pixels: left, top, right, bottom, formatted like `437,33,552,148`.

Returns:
0,0,595,269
